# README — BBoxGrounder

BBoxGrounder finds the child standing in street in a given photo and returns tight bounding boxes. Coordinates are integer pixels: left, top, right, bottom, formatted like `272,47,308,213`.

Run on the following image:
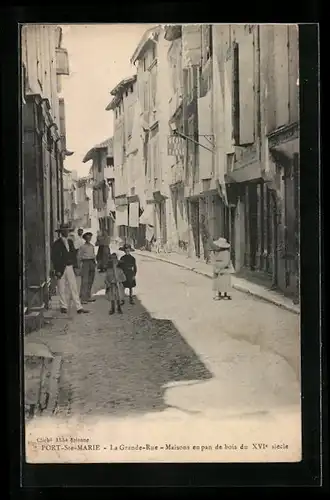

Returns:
119,243,137,305
105,253,126,315
209,237,235,300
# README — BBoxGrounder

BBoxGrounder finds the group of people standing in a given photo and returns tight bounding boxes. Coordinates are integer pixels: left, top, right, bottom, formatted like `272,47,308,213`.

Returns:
51,223,137,315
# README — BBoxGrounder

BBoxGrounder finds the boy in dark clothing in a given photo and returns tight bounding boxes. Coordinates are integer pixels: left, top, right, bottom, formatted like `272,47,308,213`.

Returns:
119,243,137,305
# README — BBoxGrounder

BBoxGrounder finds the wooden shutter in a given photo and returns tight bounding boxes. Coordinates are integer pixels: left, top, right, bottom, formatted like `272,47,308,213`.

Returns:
238,32,255,144
288,25,299,123
143,80,149,112
150,63,157,110
274,25,289,128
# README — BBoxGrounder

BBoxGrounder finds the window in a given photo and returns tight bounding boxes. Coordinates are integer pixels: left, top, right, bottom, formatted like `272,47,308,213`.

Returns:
185,67,197,101
151,43,157,61
106,156,114,167
125,90,128,97
129,84,134,93
115,108,118,119
97,151,102,172
201,25,213,66
143,81,149,112
232,41,240,145
149,62,157,110
35,25,43,88
234,31,255,145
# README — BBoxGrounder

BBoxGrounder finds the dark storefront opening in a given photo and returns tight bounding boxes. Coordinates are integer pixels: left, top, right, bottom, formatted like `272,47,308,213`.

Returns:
190,200,200,258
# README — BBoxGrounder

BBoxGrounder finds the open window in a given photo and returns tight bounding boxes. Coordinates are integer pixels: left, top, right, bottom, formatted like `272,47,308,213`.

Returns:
106,156,114,167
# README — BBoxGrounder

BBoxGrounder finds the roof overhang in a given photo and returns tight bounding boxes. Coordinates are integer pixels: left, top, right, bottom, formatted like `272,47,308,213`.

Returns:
105,96,120,111
110,75,137,97
130,25,161,65
83,137,113,163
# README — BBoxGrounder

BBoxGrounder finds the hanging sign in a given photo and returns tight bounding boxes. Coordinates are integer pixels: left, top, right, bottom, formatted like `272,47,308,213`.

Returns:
167,135,185,156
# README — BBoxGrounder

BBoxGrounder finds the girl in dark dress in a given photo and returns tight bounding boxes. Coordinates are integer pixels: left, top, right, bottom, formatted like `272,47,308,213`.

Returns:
119,243,137,304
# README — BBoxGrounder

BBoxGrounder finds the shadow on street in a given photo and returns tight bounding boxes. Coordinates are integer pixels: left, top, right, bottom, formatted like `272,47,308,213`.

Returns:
57,294,213,419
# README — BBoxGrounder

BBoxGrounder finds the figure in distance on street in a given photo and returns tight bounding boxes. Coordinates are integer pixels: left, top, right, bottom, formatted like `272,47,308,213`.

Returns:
95,229,110,273
105,253,126,315
119,242,137,305
77,231,96,304
209,237,235,300
51,223,89,314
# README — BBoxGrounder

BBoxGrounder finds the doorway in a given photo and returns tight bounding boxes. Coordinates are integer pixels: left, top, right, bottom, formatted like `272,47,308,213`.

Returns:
159,201,167,246
248,183,258,270
190,200,200,258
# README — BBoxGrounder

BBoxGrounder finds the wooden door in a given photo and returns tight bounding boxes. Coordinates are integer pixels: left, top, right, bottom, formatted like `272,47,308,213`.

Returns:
191,201,200,258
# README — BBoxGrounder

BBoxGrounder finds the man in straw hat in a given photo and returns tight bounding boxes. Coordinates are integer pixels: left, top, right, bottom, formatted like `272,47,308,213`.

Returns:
77,231,96,304
51,223,89,314
209,236,235,300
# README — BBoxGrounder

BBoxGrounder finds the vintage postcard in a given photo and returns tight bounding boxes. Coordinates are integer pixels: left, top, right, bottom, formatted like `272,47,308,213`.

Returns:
22,23,302,464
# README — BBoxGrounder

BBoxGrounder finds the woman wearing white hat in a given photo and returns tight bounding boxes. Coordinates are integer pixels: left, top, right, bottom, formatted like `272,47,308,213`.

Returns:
209,237,235,300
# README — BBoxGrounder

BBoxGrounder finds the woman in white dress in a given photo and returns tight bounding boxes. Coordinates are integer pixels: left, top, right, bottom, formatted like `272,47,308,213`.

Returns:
209,237,235,300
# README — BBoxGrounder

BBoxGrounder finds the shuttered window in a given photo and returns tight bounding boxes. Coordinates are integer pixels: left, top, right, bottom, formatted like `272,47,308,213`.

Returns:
147,139,152,181
201,25,213,66
237,32,255,144
153,137,160,182
288,25,299,123
149,62,157,110
35,25,43,86
143,80,149,112
274,25,289,128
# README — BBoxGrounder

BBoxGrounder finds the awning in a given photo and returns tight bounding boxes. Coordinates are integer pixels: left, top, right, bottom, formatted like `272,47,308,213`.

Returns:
129,202,139,228
139,204,154,226
116,205,128,226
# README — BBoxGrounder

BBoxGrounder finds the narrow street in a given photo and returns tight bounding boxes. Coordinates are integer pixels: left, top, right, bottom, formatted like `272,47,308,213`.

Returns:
26,255,301,463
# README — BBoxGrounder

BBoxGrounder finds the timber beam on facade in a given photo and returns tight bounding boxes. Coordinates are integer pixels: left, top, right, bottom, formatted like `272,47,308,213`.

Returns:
267,122,299,148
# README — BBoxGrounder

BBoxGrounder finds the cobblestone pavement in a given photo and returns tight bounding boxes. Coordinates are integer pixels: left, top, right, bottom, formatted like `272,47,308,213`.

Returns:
25,256,301,463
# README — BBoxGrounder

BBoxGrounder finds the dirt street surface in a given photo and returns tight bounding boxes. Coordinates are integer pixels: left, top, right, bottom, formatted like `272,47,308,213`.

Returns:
25,255,301,463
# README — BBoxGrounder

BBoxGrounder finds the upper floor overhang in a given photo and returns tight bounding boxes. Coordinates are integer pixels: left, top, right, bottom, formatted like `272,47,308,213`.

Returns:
130,25,161,65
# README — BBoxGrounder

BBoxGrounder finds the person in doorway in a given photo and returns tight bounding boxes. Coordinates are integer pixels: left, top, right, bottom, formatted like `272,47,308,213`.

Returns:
119,243,137,305
96,230,110,272
209,237,235,300
105,253,126,315
51,223,89,314
77,232,96,304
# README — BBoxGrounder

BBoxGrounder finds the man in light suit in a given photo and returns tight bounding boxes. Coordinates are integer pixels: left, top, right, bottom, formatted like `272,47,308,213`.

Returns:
51,223,89,314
